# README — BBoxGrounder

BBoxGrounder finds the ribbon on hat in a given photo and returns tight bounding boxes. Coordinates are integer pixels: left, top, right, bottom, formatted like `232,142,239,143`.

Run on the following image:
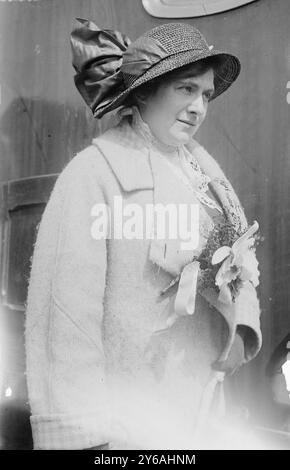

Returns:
70,18,131,118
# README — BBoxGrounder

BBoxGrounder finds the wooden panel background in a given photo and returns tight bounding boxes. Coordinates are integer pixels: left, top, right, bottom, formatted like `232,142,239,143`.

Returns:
0,0,290,445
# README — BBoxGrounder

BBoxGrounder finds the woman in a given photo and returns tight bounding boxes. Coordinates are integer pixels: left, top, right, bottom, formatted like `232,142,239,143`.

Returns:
25,20,262,450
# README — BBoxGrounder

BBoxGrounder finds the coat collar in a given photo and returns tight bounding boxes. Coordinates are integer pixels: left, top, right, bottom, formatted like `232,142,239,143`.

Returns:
93,124,215,276
93,120,231,196
92,123,154,192
92,122,247,276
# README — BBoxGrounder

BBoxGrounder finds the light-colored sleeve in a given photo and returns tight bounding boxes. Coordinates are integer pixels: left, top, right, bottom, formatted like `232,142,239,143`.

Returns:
201,279,261,364
25,148,111,449
235,280,262,362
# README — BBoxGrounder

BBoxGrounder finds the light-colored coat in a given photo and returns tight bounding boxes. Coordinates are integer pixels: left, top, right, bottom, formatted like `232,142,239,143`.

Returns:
25,117,261,449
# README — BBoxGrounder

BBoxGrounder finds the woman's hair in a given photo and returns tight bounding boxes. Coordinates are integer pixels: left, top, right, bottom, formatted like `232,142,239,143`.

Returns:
125,55,222,108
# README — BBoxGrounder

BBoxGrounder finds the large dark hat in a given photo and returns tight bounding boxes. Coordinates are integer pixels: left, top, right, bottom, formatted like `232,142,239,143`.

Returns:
70,19,241,119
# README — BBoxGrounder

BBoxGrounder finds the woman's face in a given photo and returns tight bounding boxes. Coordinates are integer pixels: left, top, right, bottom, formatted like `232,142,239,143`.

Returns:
140,68,214,146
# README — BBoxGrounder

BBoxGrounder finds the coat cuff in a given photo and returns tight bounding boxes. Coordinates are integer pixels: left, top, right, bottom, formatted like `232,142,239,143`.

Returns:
235,281,262,362
30,410,112,450
200,281,262,363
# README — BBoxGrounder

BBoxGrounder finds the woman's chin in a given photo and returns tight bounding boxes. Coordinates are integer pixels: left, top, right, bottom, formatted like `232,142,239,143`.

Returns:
171,132,192,146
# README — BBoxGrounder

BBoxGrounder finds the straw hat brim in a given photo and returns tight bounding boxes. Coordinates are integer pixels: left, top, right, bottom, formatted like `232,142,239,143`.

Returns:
95,49,240,118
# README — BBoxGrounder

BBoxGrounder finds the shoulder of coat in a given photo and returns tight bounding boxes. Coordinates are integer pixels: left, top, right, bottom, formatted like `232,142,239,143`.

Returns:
64,126,129,176
92,118,144,153
65,121,132,172
55,144,114,194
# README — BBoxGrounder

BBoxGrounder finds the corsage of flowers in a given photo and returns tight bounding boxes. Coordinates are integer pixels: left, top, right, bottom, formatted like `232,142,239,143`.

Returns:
161,220,260,319
197,220,260,303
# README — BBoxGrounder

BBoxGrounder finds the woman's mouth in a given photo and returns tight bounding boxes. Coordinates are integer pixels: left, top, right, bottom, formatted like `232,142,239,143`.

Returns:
177,119,197,127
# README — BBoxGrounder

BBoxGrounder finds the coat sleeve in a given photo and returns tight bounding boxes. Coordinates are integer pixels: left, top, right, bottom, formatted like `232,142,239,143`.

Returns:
234,280,262,362
25,147,111,449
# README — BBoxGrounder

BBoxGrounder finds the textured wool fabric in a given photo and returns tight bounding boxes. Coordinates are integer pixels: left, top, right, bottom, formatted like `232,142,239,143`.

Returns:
25,115,261,449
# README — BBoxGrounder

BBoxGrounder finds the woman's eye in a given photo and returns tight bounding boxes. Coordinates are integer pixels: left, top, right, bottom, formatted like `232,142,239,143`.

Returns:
180,86,193,94
204,92,213,101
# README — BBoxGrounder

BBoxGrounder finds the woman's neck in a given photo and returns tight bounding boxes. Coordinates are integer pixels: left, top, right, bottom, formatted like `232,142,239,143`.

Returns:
131,106,181,155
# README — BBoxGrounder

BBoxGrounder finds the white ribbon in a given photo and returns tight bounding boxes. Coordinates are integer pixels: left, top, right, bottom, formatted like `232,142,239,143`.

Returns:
174,260,200,316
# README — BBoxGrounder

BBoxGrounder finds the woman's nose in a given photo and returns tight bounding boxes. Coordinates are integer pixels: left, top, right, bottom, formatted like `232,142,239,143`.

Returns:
187,94,205,116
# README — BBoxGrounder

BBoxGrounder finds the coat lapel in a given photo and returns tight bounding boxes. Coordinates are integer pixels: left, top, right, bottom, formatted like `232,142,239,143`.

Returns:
147,148,213,276
93,126,214,277
92,127,153,192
